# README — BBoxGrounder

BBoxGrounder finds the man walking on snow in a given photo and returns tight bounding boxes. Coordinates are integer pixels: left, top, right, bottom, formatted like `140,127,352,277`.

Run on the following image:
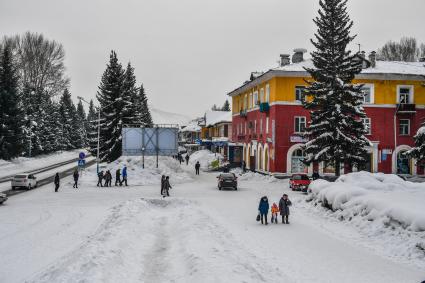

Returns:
195,161,200,175
54,173,60,192
121,165,128,186
115,169,121,186
185,154,189,165
73,169,79,188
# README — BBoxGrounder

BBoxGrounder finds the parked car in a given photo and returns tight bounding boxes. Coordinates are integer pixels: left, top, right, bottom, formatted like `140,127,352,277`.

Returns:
11,174,37,190
289,174,311,192
217,173,237,190
0,193,7,204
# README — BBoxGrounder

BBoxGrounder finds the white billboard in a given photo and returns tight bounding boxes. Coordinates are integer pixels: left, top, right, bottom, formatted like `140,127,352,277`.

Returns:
122,126,178,156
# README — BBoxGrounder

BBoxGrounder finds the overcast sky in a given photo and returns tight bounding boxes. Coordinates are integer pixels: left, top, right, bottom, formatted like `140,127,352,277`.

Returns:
1,0,424,117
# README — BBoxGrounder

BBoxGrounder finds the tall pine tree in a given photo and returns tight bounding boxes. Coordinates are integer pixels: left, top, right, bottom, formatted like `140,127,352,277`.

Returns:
86,99,99,155
134,84,153,126
122,62,139,125
409,125,425,163
303,0,370,176
58,89,78,150
222,100,230,111
0,43,23,159
96,51,127,162
76,100,88,148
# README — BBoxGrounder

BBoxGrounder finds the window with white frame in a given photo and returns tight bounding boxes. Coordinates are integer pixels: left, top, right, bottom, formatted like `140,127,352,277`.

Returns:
399,119,410,135
398,86,413,104
253,91,258,106
360,84,374,104
362,117,371,135
266,84,270,102
295,116,306,133
260,88,264,103
266,117,269,134
295,86,306,102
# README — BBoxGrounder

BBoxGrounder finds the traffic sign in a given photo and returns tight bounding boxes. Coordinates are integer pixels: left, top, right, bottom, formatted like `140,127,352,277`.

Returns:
78,159,86,167
79,152,86,160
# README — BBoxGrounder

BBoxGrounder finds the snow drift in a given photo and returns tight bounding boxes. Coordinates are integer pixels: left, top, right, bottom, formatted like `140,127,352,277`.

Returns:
187,150,223,170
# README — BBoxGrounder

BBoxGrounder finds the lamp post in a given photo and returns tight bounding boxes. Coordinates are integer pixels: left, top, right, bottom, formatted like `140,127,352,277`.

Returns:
77,96,122,173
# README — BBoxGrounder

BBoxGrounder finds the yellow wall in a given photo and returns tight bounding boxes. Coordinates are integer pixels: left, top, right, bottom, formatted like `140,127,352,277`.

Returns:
232,76,425,111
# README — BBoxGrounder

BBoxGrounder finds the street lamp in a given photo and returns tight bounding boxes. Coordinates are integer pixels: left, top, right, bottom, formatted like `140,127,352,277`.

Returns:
77,96,122,173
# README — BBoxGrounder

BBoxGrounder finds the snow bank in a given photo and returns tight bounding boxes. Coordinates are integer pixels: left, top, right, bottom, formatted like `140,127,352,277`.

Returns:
188,150,223,170
305,171,425,266
85,156,192,186
231,168,278,183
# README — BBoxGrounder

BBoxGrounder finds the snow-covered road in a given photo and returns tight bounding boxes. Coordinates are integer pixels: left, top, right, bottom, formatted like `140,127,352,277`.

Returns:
0,160,423,283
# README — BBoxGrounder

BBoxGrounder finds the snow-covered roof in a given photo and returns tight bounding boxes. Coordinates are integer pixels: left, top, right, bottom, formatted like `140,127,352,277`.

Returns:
204,110,232,127
274,59,425,76
180,119,201,133
228,59,425,97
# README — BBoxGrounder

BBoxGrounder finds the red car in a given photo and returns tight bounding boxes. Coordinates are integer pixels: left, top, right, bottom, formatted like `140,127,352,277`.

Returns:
289,174,311,192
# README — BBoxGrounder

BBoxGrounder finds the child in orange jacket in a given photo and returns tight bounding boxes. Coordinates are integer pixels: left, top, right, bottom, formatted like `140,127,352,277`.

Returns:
271,203,279,224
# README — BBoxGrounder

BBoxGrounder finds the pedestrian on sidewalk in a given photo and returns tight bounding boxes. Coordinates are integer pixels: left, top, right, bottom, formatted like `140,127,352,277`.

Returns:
97,170,104,187
163,176,172,197
54,173,60,192
73,169,79,188
195,161,200,175
178,154,183,165
242,160,247,173
161,175,166,196
279,194,292,224
115,169,121,186
271,202,279,224
185,154,189,165
121,165,128,186
258,196,269,225
104,170,112,187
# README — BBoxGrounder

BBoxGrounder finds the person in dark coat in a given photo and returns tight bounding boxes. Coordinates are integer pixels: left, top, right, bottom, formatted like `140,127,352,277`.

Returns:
242,160,247,173
163,176,172,197
54,173,60,192
161,175,166,196
312,171,320,180
185,154,189,165
97,171,104,187
178,154,183,165
104,170,112,187
73,169,79,188
258,196,269,225
195,161,200,175
121,165,128,186
279,194,292,224
115,169,121,186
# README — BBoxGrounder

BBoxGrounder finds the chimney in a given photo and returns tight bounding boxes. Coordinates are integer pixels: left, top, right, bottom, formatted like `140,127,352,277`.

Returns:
368,51,376,68
280,54,290,66
292,48,307,64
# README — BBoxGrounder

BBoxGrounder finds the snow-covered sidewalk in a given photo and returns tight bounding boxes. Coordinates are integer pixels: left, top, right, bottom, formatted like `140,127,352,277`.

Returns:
0,160,423,283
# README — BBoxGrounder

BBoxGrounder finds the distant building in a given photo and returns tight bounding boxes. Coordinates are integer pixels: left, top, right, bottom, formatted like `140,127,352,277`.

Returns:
228,50,425,176
179,119,202,144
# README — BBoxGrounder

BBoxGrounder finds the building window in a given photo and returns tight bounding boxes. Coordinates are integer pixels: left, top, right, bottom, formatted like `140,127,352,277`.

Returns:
266,84,270,102
266,117,269,134
260,119,263,133
249,93,253,108
295,86,306,102
362,118,371,135
254,120,257,133
360,84,374,104
399,119,410,135
253,91,258,106
295,116,306,133
260,88,264,103
397,86,413,104
244,95,247,110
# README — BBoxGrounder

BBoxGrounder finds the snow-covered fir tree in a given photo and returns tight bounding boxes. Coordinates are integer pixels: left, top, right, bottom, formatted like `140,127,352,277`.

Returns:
409,124,425,163
96,51,127,162
76,100,88,148
222,100,230,111
58,88,78,150
0,43,24,159
303,0,370,176
86,99,99,155
121,62,139,125
133,84,153,126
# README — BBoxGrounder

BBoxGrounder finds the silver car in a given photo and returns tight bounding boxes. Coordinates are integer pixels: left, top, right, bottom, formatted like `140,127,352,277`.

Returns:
11,174,37,190
0,193,7,204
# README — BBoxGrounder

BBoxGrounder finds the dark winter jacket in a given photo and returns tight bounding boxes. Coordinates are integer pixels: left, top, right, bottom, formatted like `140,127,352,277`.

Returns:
164,179,172,190
195,162,200,169
98,172,104,179
258,197,269,215
54,174,60,185
185,155,189,161
116,169,121,179
279,198,292,216
73,171,79,181
122,167,127,177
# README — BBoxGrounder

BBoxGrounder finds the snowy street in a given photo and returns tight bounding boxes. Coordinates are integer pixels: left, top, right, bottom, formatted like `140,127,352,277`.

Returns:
0,157,424,283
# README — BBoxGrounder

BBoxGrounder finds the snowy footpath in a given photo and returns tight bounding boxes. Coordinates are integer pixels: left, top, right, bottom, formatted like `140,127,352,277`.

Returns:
0,157,424,283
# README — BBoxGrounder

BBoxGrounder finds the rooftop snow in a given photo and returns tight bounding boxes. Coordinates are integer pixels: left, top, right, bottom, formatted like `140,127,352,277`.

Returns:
180,120,201,132
204,110,232,127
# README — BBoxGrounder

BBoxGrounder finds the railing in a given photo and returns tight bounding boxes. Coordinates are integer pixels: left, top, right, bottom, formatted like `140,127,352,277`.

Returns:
397,103,416,114
239,110,248,117
259,102,270,112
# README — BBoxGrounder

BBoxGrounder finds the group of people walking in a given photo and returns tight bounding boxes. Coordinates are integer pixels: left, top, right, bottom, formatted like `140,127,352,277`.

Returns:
160,175,172,197
97,166,128,187
258,194,292,225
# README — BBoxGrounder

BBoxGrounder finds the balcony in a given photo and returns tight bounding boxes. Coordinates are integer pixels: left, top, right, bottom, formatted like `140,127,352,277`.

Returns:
397,103,416,114
259,102,270,113
239,109,247,118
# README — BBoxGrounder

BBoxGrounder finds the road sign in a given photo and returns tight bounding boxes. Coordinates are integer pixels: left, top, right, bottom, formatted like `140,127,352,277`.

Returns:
79,152,86,160
78,159,86,167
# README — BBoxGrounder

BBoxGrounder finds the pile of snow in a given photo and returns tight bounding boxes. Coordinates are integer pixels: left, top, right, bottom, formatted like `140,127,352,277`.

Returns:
231,168,278,183
150,106,191,126
187,150,223,170
85,156,192,186
0,149,87,179
305,171,425,266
